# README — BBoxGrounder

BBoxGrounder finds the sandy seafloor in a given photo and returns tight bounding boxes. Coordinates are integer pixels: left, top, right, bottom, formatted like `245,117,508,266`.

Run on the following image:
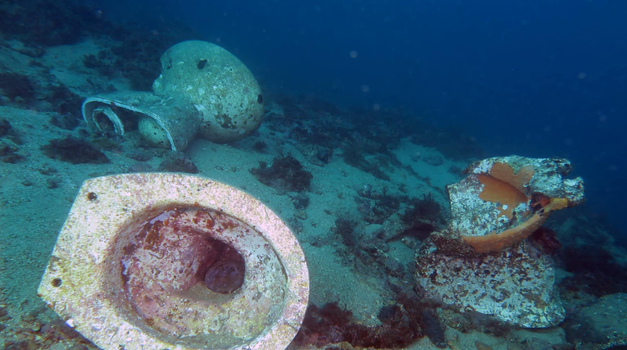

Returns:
1,37,627,350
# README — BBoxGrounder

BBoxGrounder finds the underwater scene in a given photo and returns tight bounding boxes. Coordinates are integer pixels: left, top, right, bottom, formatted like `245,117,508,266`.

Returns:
1,0,626,349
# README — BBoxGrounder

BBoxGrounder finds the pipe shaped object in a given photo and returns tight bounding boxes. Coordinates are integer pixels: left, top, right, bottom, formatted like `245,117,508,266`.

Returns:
82,91,201,151
82,41,264,151
38,173,309,350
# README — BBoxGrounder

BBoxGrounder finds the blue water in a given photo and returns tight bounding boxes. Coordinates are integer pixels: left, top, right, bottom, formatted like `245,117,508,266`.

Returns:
98,0,627,230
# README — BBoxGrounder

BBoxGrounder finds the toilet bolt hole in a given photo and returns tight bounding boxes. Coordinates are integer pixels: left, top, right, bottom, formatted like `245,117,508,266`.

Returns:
51,278,62,287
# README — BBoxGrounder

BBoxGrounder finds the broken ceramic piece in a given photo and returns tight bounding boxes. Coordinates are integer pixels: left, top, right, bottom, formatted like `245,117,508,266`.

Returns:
449,155,584,253
415,155,585,328
82,91,201,151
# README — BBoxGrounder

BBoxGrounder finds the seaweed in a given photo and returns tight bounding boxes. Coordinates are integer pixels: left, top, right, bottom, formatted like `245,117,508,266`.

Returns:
250,155,312,192
47,84,83,117
0,118,11,137
0,0,109,47
529,226,562,255
0,72,35,103
401,193,443,225
332,218,357,247
355,189,406,225
294,291,431,348
157,152,199,174
342,144,390,181
252,140,267,152
558,245,627,297
40,137,110,164
50,114,79,131
399,193,446,240
0,141,24,163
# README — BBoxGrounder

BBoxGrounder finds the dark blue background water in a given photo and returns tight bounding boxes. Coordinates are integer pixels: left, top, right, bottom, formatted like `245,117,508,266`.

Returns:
99,0,627,230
